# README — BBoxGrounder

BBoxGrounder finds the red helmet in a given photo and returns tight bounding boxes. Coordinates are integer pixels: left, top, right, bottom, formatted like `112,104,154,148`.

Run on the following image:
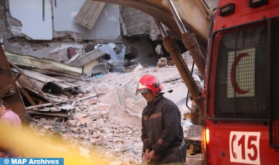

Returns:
136,74,163,96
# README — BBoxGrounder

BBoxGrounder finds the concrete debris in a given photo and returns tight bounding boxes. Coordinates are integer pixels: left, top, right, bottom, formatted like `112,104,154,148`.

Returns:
25,63,204,164
8,60,87,118
95,43,126,61
72,112,89,120
94,43,138,74
65,43,138,77
156,57,168,67
67,120,78,127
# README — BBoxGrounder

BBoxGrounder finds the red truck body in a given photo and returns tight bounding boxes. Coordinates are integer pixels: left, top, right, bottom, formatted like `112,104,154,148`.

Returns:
205,0,279,164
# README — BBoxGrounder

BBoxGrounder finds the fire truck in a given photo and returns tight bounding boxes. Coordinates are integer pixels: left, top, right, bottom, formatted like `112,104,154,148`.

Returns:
204,0,279,164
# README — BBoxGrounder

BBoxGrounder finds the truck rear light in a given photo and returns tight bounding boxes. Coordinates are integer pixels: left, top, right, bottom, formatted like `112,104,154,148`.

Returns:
203,128,210,165
219,3,235,17
206,128,210,144
248,0,268,8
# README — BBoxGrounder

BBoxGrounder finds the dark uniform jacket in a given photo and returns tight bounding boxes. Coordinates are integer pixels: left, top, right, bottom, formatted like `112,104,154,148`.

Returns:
141,95,185,164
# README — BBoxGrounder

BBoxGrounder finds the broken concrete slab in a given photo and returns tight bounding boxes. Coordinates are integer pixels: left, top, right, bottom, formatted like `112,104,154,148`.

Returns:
6,51,82,77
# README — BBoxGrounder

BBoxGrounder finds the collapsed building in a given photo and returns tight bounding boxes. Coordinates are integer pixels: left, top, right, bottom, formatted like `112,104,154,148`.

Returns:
0,0,218,73
1,0,161,71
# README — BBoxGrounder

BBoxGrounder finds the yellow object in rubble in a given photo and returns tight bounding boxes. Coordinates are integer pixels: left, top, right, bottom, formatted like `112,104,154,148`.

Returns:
0,122,109,165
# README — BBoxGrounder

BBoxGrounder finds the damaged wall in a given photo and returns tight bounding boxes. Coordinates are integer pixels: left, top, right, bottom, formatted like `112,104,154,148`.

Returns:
9,0,120,41
53,0,120,40
9,0,53,40
120,6,159,41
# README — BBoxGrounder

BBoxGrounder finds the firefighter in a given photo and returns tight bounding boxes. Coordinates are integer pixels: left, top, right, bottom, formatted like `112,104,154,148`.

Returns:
136,74,186,165
0,98,21,157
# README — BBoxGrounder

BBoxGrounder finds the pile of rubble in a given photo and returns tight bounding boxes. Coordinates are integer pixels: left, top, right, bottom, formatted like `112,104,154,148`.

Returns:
5,46,202,164
27,64,197,165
